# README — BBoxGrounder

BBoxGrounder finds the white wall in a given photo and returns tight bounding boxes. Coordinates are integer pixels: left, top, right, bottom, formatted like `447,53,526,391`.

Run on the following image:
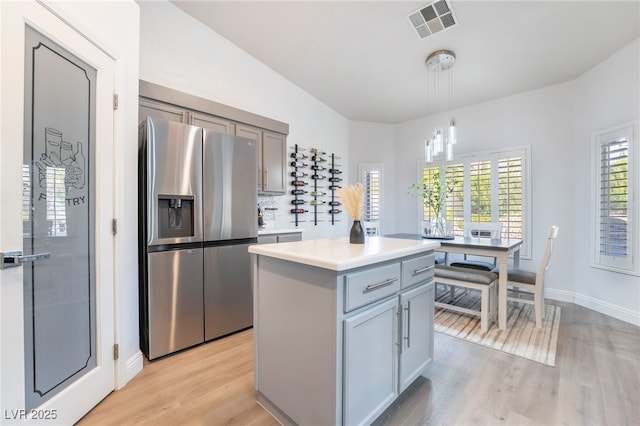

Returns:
138,1,350,241
348,121,396,235
570,39,640,323
387,39,640,325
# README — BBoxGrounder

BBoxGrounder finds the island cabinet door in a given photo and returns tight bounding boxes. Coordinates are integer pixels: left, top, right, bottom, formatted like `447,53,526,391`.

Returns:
343,297,399,426
398,281,435,392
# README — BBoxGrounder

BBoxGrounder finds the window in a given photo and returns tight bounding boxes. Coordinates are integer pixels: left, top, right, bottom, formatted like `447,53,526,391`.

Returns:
592,121,638,275
499,156,524,240
360,164,382,235
420,166,440,220
469,160,491,223
419,146,531,257
22,164,68,237
445,163,464,232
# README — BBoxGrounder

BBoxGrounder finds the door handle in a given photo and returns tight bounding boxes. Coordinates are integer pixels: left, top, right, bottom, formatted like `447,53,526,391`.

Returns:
404,300,411,348
1,251,51,269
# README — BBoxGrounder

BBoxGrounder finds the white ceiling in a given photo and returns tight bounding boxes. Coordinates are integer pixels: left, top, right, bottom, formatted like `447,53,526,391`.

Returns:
171,1,640,124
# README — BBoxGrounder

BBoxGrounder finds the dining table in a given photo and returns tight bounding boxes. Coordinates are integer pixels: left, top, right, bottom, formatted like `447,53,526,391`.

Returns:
385,233,523,330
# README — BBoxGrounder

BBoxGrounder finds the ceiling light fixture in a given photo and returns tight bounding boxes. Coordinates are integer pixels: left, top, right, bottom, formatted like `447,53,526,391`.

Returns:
424,49,456,163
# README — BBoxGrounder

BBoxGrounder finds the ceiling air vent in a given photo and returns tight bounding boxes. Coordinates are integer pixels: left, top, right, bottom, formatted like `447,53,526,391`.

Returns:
407,0,458,39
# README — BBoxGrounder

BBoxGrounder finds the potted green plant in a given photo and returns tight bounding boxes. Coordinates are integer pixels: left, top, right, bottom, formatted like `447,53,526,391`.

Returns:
407,170,456,237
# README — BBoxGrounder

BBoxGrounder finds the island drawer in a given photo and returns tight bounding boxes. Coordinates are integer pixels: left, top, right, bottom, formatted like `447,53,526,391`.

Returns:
401,253,435,289
344,262,401,312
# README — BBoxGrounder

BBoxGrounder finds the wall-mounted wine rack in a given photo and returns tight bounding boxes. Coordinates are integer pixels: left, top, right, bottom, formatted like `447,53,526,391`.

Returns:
327,153,342,225
289,144,309,227
289,145,342,226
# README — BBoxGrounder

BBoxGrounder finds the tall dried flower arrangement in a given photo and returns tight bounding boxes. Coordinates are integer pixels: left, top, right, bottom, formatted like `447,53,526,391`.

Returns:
336,183,365,243
336,183,363,220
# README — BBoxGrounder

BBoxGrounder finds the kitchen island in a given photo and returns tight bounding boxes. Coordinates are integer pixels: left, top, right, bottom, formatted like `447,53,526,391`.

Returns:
248,237,439,425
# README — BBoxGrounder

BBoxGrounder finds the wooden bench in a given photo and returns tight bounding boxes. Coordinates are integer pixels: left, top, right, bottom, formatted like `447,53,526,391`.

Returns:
434,265,498,332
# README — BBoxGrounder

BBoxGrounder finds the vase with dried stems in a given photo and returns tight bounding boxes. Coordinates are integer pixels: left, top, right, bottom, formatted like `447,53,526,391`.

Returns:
336,183,365,244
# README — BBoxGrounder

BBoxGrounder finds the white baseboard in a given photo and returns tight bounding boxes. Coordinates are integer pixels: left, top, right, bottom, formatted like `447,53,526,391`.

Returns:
116,350,144,390
545,288,640,327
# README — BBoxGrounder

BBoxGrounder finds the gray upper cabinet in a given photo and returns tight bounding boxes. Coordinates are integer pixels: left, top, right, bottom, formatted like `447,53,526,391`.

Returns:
139,98,186,124
139,98,235,135
237,124,286,194
192,111,235,135
139,81,289,195
262,131,286,193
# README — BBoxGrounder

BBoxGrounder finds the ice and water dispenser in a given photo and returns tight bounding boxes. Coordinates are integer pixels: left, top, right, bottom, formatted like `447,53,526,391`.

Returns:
158,195,195,239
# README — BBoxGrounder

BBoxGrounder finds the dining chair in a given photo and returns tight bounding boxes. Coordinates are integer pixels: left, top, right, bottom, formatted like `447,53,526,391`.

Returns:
494,225,559,329
449,222,503,271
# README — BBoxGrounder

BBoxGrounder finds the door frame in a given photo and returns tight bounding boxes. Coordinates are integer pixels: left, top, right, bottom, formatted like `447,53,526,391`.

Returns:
1,1,120,423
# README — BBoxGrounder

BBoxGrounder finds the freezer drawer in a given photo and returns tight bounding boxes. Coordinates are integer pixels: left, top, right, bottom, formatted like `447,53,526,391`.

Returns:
147,248,204,359
204,244,253,341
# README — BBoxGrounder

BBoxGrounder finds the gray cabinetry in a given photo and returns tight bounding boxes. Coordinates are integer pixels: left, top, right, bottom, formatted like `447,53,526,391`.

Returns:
257,235,277,244
399,282,434,392
342,259,433,425
257,232,302,244
139,98,235,135
192,111,235,134
253,249,435,425
343,297,399,426
261,131,286,193
138,82,288,195
238,124,286,194
139,97,185,124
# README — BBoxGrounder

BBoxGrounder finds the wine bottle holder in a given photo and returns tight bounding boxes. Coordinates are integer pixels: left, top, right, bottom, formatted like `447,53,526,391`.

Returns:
289,144,309,226
290,145,342,226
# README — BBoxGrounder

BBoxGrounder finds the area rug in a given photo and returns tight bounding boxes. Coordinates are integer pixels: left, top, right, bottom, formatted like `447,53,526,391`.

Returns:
434,286,561,366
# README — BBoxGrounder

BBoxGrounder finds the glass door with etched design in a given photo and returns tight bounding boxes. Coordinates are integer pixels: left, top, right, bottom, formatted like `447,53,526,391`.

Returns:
2,3,115,423
22,26,97,411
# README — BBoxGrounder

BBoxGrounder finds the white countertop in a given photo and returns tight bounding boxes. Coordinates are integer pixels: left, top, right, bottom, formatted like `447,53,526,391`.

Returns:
258,228,304,236
248,236,440,271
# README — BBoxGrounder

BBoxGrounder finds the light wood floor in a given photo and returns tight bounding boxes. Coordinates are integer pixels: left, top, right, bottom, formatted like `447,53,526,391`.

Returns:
78,301,640,425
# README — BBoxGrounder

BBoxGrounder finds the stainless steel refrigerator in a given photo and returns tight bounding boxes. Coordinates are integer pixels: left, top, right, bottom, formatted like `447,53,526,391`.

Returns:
139,116,257,360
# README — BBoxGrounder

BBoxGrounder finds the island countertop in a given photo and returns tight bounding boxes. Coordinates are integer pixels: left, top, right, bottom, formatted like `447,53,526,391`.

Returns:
248,236,439,271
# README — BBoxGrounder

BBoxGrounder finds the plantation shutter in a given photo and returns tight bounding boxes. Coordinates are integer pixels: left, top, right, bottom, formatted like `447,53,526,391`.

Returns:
445,163,464,235
419,146,531,257
498,157,524,240
422,166,440,221
599,139,629,258
470,160,491,222
363,168,381,222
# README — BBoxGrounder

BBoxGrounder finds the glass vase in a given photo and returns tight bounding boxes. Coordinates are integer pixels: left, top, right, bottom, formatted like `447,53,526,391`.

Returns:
431,212,448,237
350,220,365,244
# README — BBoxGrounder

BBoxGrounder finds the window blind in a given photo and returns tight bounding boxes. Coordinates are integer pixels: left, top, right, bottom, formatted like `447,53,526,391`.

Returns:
470,160,491,222
599,139,628,257
46,166,68,237
421,166,440,221
445,163,464,235
419,146,531,257
499,157,523,240
22,165,31,226
362,166,381,222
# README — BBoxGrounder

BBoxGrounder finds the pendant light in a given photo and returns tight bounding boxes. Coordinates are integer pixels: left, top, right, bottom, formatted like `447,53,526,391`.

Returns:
424,49,457,163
